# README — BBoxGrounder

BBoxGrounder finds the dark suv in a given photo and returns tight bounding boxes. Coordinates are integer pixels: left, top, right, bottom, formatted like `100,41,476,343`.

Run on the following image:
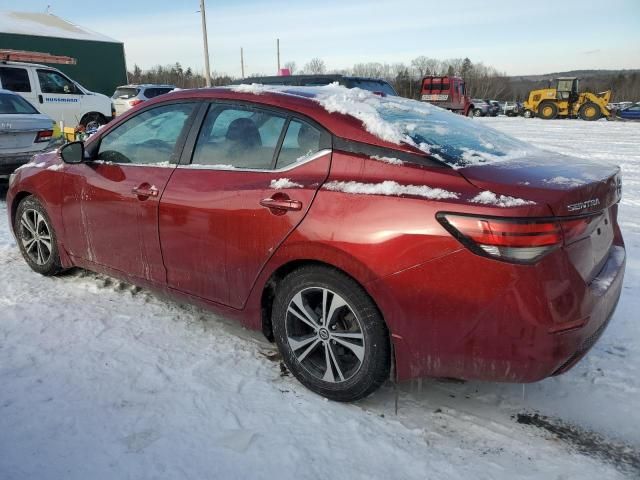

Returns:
230,75,397,96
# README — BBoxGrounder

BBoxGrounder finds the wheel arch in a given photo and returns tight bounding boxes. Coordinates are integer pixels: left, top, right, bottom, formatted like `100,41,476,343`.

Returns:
259,258,396,382
79,111,107,126
10,190,34,229
260,259,382,339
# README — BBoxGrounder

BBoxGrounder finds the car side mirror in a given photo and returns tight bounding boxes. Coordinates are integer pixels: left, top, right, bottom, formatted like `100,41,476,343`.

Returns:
60,141,85,164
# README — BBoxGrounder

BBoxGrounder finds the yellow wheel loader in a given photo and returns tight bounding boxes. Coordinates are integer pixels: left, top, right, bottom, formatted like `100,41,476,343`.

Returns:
523,78,611,121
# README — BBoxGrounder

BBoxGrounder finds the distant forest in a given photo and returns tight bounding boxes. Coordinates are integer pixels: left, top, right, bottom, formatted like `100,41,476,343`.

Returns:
128,57,640,102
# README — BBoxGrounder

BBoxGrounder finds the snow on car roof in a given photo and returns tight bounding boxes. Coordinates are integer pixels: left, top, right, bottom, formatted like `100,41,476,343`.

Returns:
0,11,121,43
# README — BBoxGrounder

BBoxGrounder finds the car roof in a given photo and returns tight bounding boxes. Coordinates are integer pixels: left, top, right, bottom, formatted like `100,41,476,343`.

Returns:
115,84,176,89
0,60,53,69
106,85,425,155
231,74,392,84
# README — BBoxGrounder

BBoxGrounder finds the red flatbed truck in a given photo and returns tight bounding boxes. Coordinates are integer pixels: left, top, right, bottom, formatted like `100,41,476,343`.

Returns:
420,75,475,116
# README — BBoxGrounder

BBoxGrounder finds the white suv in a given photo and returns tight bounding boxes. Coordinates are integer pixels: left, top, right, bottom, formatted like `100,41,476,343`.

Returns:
112,84,176,117
0,61,113,127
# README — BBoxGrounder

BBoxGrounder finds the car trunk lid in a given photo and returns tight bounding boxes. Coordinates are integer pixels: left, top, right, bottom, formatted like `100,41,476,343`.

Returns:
0,114,49,150
458,153,621,282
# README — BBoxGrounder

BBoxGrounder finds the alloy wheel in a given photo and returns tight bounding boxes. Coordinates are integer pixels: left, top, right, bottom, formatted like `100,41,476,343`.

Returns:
19,209,52,265
285,287,365,383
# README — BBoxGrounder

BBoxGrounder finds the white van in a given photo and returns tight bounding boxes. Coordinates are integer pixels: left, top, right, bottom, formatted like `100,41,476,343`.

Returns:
0,61,113,127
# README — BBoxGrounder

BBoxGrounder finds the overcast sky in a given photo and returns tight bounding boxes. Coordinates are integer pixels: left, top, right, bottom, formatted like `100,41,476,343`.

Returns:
3,0,639,77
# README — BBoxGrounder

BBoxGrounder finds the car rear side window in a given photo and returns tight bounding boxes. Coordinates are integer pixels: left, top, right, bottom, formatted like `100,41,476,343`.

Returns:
97,103,195,165
191,105,286,169
277,119,322,169
0,67,31,92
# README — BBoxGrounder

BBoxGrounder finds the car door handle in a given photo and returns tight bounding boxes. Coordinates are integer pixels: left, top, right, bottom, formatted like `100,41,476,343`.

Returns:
132,184,159,198
38,94,43,104
260,197,303,211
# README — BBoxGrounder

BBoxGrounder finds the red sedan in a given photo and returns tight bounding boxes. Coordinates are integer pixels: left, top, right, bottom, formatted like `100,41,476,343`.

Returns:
6,86,625,401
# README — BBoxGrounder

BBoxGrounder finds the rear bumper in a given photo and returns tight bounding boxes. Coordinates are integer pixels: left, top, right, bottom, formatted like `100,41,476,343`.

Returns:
368,243,626,383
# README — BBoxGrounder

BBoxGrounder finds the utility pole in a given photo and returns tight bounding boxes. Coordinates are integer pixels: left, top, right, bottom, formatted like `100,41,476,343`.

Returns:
276,38,280,73
240,47,245,78
200,0,212,87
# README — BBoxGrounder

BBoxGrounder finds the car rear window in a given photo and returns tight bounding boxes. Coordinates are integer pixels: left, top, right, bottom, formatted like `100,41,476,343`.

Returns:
346,79,397,96
373,97,532,167
309,86,533,168
0,93,39,114
143,88,174,99
0,67,31,92
112,87,140,99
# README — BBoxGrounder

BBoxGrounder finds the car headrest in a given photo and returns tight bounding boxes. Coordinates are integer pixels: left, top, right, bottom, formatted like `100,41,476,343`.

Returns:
225,118,261,148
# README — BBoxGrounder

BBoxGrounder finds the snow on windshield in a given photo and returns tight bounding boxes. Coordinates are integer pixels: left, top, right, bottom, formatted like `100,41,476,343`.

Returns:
227,84,535,168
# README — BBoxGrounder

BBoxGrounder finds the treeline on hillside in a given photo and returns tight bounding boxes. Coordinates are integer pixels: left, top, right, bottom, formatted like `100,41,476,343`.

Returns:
128,58,640,102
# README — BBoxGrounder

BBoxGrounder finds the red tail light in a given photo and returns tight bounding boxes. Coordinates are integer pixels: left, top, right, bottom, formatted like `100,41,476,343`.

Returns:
129,99,144,107
35,129,53,142
437,213,598,264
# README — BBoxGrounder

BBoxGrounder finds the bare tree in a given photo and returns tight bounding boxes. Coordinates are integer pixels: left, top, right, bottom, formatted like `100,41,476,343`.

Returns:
303,58,326,74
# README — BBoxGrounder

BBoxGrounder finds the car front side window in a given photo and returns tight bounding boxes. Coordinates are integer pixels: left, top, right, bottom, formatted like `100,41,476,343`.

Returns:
97,103,195,165
37,70,80,95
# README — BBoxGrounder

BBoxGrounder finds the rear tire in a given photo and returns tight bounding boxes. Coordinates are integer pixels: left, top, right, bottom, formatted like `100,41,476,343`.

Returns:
272,266,390,402
14,196,62,276
537,101,558,120
579,102,602,121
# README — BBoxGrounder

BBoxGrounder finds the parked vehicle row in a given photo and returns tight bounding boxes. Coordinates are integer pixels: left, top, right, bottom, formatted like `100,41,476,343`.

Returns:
6,85,625,401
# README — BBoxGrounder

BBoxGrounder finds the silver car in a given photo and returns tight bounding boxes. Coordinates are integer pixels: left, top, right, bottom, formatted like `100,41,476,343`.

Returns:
112,84,176,117
0,89,54,181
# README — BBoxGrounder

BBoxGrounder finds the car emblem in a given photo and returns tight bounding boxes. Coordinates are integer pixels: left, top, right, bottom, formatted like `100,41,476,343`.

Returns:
567,198,600,212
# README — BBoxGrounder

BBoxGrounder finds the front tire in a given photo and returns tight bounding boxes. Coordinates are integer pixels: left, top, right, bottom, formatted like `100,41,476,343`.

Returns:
14,196,62,276
579,102,602,121
79,112,107,127
272,266,390,402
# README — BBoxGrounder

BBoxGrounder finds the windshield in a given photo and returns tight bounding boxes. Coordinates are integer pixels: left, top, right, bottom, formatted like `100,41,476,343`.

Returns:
0,93,39,114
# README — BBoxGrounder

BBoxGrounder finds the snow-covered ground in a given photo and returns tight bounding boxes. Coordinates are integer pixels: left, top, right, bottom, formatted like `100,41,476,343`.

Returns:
1,117,639,479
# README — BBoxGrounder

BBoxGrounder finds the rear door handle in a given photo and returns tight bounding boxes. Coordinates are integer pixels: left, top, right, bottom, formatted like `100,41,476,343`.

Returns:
38,94,43,104
260,197,302,211
132,184,159,199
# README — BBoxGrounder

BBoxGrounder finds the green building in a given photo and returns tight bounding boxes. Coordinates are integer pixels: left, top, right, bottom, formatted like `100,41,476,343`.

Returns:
0,11,127,95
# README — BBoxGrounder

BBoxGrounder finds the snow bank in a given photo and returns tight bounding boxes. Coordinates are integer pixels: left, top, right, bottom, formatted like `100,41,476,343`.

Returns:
270,178,303,189
324,180,459,200
46,163,64,172
470,190,536,207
